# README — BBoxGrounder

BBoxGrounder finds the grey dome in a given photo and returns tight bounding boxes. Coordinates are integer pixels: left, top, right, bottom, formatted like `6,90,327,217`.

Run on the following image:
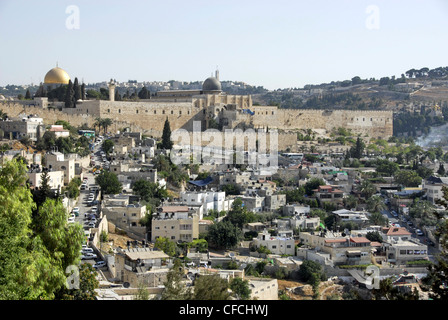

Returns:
202,77,222,92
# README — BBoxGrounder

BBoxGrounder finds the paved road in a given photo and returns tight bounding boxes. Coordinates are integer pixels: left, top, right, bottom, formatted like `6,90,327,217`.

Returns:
73,140,104,265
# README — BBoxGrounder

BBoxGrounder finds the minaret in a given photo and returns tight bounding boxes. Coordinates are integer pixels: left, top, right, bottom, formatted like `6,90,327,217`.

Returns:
215,67,219,81
108,79,116,102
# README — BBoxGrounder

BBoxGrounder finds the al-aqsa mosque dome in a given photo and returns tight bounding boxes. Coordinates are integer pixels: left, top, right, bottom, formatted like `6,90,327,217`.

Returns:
202,76,222,93
44,65,70,88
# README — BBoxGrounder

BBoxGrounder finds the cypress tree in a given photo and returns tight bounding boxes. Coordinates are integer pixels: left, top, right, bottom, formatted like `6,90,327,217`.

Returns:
64,80,74,108
73,77,81,103
161,117,173,150
81,83,86,100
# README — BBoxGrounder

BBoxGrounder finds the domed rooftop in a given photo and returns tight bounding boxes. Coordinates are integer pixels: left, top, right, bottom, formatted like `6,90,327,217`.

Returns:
202,76,222,92
44,67,70,85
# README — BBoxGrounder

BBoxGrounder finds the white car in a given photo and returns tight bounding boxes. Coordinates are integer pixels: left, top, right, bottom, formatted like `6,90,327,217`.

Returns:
82,247,94,253
93,261,107,269
67,217,75,223
81,253,97,260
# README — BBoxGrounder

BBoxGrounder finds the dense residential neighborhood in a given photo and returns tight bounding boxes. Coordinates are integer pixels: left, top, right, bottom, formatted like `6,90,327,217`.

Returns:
1,105,448,301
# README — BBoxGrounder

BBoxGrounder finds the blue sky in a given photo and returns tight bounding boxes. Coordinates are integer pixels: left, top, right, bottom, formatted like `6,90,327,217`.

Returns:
1,0,447,90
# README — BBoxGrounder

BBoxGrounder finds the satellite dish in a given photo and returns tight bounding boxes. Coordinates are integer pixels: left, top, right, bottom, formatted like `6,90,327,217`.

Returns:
123,282,130,288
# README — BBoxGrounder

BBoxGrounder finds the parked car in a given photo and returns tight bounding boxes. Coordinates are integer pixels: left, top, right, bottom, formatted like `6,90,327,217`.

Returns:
415,229,424,236
88,222,96,228
81,253,97,260
407,220,414,227
391,210,398,217
82,248,94,254
93,261,107,269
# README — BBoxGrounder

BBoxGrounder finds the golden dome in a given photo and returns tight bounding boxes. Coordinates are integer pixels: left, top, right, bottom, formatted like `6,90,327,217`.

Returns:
44,67,70,85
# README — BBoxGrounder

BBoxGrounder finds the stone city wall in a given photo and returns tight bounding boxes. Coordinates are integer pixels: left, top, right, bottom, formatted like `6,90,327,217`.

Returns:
249,108,393,140
1,99,393,141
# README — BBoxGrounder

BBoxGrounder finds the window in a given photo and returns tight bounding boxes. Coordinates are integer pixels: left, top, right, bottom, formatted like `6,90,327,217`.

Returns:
119,109,121,114
154,110,157,114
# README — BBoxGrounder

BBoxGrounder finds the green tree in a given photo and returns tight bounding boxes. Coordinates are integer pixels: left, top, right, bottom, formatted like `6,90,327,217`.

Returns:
134,281,150,300
161,117,173,150
369,211,388,226
366,231,383,243
343,194,359,210
81,83,86,100
221,183,241,195
207,220,243,250
138,87,151,99
375,159,399,176
57,263,99,300
36,131,57,151
102,139,114,155
349,136,365,159
394,170,422,187
359,180,377,199
73,77,81,104
230,277,251,300
132,179,168,205
437,163,446,176
297,260,326,299
0,159,67,299
224,198,257,229
154,237,176,257
366,195,386,213
304,178,326,196
101,118,112,134
192,274,231,300
161,260,192,300
95,170,122,195
32,169,54,210
32,198,84,270
64,80,75,108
